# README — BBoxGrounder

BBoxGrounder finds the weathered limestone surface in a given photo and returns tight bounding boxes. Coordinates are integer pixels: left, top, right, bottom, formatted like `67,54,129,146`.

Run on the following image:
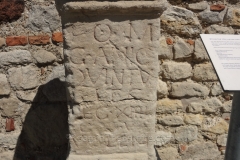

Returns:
62,1,161,159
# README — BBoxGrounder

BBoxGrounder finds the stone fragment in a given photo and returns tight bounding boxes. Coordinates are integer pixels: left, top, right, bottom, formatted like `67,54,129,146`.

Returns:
0,133,18,148
193,63,218,81
199,7,227,24
166,37,173,45
157,147,180,160
194,39,209,61
224,8,240,27
33,49,56,64
173,37,192,59
6,36,28,46
156,98,183,114
222,100,232,113
170,81,209,97
8,65,39,90
155,131,173,146
0,74,10,95
217,134,227,147
158,115,184,126
184,114,203,125
28,35,50,45
52,32,63,43
206,24,234,34
204,97,223,113
202,117,229,134
0,50,32,66
187,101,206,113
0,37,5,47
211,82,223,96
187,1,208,11
0,98,22,117
16,90,36,102
182,142,220,159
161,6,202,37
202,131,217,140
175,126,198,142
27,5,61,32
159,36,172,59
157,79,168,98
210,4,225,12
162,61,192,80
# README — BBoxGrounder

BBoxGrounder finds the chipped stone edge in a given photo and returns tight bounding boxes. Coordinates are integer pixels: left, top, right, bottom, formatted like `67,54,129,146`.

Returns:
63,1,168,15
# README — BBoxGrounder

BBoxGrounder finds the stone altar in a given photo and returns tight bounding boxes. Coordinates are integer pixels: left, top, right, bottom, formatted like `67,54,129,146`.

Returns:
61,1,163,159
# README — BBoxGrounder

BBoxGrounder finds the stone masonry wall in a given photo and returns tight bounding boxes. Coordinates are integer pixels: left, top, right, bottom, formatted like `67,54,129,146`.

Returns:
0,0,239,159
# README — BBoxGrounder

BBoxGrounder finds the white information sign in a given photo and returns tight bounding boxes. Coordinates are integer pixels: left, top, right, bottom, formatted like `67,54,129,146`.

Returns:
200,34,240,91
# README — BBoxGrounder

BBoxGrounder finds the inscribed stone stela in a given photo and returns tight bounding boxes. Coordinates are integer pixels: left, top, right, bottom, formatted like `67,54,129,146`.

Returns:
62,2,161,160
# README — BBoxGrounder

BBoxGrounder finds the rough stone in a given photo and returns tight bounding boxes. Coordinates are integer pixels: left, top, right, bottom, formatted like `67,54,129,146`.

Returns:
182,142,220,159
0,133,18,148
193,39,209,61
187,101,204,113
155,131,173,146
156,98,183,114
204,97,223,113
33,50,56,64
175,125,198,142
173,37,192,59
27,5,61,32
46,65,65,83
16,90,36,102
6,36,28,46
0,50,32,66
202,131,217,140
217,134,227,147
199,7,227,24
0,152,14,160
202,117,229,134
162,61,192,80
157,147,180,160
170,81,210,97
159,36,172,59
0,98,22,117
0,74,10,95
187,1,208,11
211,82,223,96
206,24,234,34
157,79,168,98
193,63,218,81
224,8,240,27
184,114,203,125
161,6,202,37
158,115,184,126
8,65,39,90
222,100,232,113
0,37,6,47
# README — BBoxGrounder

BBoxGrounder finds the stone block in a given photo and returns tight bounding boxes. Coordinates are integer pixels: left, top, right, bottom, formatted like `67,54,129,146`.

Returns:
8,65,39,90
170,81,209,97
6,36,28,46
162,61,192,80
184,114,203,125
224,8,240,27
158,115,184,126
173,37,192,59
206,24,234,34
0,98,22,117
157,147,180,160
199,6,227,24
0,74,10,95
193,39,209,61
156,98,183,114
211,82,223,96
33,49,56,64
157,79,168,98
193,63,218,81
155,131,173,146
202,117,229,134
217,134,228,147
175,126,198,142
0,50,32,66
187,1,208,11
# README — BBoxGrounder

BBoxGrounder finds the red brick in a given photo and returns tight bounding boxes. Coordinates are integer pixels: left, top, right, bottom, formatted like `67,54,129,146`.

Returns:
5,118,14,132
166,38,173,45
179,144,188,153
210,4,225,12
187,39,195,45
52,32,63,43
6,36,28,46
28,35,50,45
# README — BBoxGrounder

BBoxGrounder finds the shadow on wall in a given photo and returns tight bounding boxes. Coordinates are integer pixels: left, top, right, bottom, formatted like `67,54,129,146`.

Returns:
13,78,70,160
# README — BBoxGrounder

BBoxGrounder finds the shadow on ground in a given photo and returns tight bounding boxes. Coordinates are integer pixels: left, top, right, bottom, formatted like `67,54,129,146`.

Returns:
13,78,70,160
